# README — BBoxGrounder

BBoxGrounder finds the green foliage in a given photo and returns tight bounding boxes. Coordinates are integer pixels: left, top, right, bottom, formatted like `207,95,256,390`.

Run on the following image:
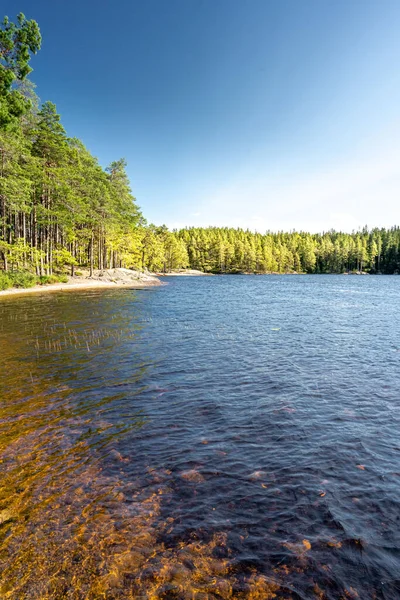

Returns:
0,271,68,289
0,12,399,286
173,227,400,275
0,13,146,279
0,13,41,128
37,274,66,284
38,274,57,284
8,270,36,287
0,270,11,289
53,248,77,268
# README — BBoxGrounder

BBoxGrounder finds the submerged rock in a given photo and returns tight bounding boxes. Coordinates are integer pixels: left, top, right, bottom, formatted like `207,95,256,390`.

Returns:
0,509,15,525
180,469,205,483
249,470,267,480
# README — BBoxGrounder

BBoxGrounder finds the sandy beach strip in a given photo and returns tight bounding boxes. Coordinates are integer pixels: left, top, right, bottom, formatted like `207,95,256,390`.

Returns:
0,278,163,298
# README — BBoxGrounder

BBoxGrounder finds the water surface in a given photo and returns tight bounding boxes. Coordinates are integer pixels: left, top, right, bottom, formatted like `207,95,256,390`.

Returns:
1,275,400,599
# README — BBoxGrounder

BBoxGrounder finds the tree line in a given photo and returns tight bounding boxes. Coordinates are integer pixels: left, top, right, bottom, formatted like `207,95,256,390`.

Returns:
0,14,399,280
175,227,400,274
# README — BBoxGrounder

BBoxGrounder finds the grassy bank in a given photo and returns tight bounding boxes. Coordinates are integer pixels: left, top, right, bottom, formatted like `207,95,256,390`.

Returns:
0,271,69,291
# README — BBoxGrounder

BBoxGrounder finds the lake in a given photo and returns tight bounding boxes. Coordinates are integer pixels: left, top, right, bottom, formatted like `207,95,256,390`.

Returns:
1,275,400,599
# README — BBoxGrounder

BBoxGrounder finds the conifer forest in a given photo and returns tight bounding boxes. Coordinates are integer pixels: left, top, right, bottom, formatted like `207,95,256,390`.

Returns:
1,14,399,283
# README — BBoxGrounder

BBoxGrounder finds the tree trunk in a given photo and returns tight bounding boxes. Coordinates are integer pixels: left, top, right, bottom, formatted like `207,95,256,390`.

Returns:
90,233,94,277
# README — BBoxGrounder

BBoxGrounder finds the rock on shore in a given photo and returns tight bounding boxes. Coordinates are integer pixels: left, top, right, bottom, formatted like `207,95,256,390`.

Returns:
88,268,161,285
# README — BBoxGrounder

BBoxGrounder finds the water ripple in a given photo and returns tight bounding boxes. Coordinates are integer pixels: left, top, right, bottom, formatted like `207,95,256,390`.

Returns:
0,276,400,598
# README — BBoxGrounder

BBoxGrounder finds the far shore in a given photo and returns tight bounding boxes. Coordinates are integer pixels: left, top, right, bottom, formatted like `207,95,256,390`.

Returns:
0,268,386,298
155,269,212,276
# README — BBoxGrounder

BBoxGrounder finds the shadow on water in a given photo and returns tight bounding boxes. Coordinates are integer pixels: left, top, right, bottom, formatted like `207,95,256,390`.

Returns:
0,279,400,598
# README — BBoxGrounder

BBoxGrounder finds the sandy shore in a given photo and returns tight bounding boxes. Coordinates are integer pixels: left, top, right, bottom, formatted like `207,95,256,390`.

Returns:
0,269,163,298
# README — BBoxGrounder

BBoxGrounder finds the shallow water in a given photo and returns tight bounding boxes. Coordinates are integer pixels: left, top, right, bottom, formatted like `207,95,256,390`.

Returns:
1,275,400,599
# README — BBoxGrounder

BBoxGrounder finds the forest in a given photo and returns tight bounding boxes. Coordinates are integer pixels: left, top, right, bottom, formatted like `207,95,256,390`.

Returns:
0,13,399,287
175,226,400,274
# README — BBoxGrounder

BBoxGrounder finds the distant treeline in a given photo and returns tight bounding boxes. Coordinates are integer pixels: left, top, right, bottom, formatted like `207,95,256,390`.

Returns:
175,227,400,274
1,15,399,278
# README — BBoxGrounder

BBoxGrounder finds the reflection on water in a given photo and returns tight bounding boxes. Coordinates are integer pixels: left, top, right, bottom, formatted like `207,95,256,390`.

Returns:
1,277,400,598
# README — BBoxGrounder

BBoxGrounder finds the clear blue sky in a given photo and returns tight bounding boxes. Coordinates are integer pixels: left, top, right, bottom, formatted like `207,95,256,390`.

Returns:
4,0,400,231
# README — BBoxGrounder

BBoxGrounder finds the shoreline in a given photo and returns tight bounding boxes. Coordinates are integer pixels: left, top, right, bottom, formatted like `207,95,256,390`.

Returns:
0,278,163,298
0,270,391,298
155,269,212,276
